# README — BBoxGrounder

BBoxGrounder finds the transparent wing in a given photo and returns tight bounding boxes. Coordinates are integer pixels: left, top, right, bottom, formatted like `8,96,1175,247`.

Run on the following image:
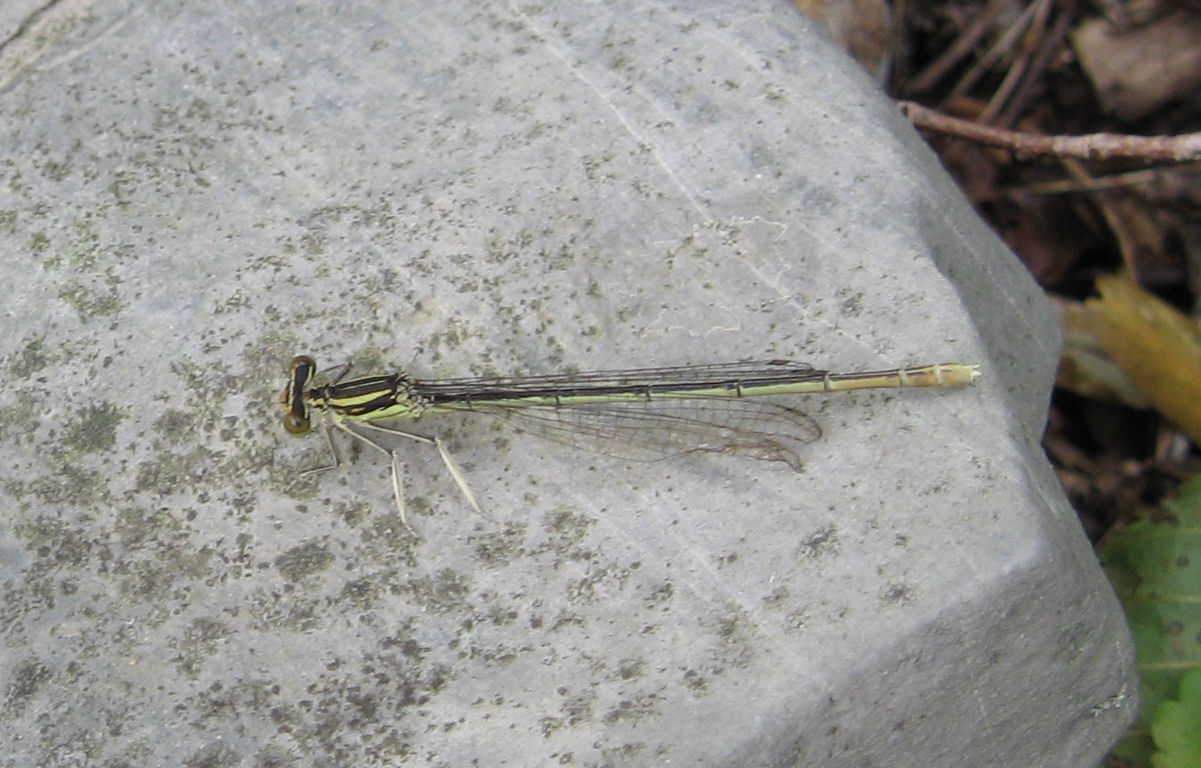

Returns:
435,397,821,471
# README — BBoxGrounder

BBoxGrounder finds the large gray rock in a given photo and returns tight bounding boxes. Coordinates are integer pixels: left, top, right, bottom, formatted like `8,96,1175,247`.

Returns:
0,1,1135,766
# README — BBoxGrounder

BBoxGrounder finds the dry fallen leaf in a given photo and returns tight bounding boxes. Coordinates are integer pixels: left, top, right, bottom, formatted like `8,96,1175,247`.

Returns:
1071,10,1201,121
793,0,892,80
1079,275,1201,443
1056,295,1150,409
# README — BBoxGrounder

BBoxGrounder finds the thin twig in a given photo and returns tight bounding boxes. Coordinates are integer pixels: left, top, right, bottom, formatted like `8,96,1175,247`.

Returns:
1015,163,1201,195
898,101,1201,162
949,0,1045,103
977,0,1049,124
905,0,1015,95
993,0,1073,128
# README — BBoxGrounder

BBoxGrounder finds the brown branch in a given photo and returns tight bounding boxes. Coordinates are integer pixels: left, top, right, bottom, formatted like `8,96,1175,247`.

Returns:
898,101,1201,163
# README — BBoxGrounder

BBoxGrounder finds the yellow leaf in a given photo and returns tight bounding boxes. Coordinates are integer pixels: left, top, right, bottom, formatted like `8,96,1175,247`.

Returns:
1083,275,1201,443
1057,296,1150,408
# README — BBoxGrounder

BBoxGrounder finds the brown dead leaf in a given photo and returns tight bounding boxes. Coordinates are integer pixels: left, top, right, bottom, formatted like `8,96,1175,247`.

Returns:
794,0,892,78
1071,10,1201,121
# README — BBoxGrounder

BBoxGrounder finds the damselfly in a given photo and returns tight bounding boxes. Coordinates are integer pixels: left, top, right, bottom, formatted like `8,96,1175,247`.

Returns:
280,356,979,532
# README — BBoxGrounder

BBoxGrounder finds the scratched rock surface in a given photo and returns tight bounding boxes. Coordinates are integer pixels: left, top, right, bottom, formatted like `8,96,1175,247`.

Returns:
0,1,1134,766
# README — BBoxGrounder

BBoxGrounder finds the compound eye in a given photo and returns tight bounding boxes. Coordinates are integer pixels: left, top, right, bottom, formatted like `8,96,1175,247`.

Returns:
283,411,311,436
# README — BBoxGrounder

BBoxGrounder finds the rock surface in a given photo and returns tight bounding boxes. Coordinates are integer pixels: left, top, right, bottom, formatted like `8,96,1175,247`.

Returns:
0,1,1135,766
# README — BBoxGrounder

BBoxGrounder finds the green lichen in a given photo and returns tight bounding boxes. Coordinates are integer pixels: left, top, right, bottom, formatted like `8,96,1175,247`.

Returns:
274,539,335,583
62,401,123,454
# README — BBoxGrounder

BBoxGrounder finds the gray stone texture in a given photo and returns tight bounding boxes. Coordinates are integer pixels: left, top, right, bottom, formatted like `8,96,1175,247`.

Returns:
0,1,1135,766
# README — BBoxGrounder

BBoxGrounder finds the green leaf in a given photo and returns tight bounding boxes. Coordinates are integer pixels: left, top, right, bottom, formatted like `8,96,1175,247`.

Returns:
1151,669,1201,768
1100,475,1201,764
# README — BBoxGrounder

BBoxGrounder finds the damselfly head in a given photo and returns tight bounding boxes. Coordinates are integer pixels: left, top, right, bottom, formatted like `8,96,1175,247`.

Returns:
282,408,312,436
281,355,318,436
